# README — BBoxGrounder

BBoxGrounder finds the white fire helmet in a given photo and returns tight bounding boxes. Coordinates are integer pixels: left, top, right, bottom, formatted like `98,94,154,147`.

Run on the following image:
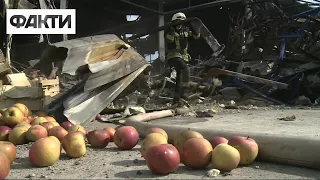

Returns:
171,12,186,21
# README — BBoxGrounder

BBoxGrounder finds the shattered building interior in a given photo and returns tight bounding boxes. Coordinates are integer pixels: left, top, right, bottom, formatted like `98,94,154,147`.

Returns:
0,0,320,110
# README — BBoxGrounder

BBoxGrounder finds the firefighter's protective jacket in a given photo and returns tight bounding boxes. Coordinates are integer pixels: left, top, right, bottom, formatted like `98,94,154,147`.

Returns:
164,24,200,62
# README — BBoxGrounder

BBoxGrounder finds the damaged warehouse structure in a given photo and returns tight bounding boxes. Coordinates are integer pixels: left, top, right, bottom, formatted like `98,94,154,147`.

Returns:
1,0,320,178
0,0,319,124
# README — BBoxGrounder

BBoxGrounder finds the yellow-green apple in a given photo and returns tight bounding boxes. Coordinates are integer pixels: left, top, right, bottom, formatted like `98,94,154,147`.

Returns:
68,124,87,136
13,103,29,117
45,116,56,122
0,141,16,164
87,130,110,148
31,117,48,126
0,126,11,141
26,125,48,142
228,136,259,165
15,122,31,129
0,151,10,179
146,128,168,141
140,133,167,159
114,126,139,150
35,111,47,117
49,121,60,127
3,107,25,127
62,131,86,158
29,136,61,167
209,136,228,149
0,113,5,126
61,121,73,131
8,126,29,145
181,138,213,169
41,122,55,131
146,144,180,175
48,126,68,141
212,143,240,172
102,127,115,142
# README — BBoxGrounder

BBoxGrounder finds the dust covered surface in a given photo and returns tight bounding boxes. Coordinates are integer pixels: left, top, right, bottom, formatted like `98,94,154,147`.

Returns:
7,109,320,179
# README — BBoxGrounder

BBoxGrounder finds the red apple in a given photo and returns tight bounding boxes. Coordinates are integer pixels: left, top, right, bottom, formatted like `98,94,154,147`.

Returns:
87,130,110,148
95,114,102,121
103,127,115,142
61,121,73,131
0,151,10,179
0,126,12,141
228,136,259,165
48,126,68,141
23,117,33,124
146,144,180,175
209,136,228,149
181,138,213,169
0,141,16,164
113,126,139,150
26,125,48,142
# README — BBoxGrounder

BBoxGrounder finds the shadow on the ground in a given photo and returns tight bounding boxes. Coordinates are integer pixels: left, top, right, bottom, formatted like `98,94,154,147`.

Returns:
11,157,33,169
114,164,209,178
249,161,320,179
114,169,166,178
111,159,146,167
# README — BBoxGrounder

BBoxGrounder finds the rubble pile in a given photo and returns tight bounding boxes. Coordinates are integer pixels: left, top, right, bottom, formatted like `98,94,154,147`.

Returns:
146,1,320,107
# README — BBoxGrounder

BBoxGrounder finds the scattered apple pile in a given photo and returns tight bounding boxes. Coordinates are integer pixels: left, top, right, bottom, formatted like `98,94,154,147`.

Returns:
140,128,259,175
0,103,116,179
0,103,259,179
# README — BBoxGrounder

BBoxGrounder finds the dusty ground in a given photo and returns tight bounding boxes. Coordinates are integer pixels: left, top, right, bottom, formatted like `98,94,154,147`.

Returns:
6,108,320,179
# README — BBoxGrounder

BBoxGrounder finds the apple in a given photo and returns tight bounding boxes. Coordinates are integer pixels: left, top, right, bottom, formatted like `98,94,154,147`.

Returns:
35,111,47,117
209,136,228,149
61,121,73,131
228,136,259,165
0,113,5,126
140,133,167,158
146,144,180,175
103,127,115,142
68,124,87,136
48,126,68,141
0,141,16,163
95,114,102,121
50,121,60,127
87,130,110,148
8,126,29,145
31,117,48,126
114,126,139,150
26,125,48,142
212,143,240,172
0,151,10,179
13,103,29,117
41,122,55,131
173,130,204,159
23,117,32,124
146,128,168,141
182,137,213,169
15,122,31,129
62,131,86,158
45,116,56,122
29,136,61,167
3,107,25,127
0,126,12,141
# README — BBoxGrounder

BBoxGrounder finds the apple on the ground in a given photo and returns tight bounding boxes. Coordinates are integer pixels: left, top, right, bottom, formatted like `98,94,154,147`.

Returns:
114,126,139,150
3,107,25,127
87,130,110,148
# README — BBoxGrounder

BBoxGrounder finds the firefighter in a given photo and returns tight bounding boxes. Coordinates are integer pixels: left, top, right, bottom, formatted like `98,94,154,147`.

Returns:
164,12,201,106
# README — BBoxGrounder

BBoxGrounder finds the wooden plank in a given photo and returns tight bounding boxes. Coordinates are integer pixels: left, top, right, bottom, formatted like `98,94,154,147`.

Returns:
0,85,42,98
6,73,31,87
39,77,59,86
43,86,60,97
